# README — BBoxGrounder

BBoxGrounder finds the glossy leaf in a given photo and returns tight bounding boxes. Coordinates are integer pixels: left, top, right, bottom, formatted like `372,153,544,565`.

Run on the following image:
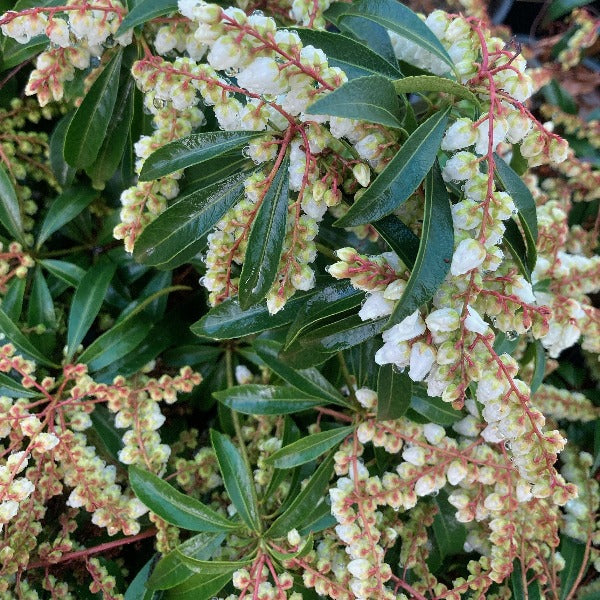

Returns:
214,384,323,414
117,0,178,35
267,451,335,538
1,278,26,321
254,339,347,406
134,170,249,269
124,558,155,600
335,107,450,226
377,364,411,420
530,340,546,394
239,156,289,308
191,290,318,340
373,215,419,270
511,560,541,600
36,186,97,248
64,50,123,169
89,405,122,462
164,572,232,600
394,75,479,106
0,372,38,398
49,113,76,187
545,0,592,22
210,430,262,532
67,258,116,360
266,426,355,469
0,165,25,244
388,161,453,325
295,28,401,79
328,0,453,68
147,532,226,591
27,268,56,329
129,466,237,532
140,131,263,181
432,489,467,560
39,259,85,288
504,218,532,282
1,35,48,70
176,554,252,575
410,387,462,424
559,536,587,600
307,75,403,128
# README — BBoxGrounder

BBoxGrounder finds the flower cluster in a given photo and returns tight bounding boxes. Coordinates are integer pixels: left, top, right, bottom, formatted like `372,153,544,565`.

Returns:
557,9,600,70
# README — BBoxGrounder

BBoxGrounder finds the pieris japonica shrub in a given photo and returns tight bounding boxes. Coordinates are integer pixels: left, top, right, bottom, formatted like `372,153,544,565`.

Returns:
0,0,598,597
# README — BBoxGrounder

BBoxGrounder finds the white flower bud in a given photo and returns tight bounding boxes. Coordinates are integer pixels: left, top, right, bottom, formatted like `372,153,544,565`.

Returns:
442,151,479,182
423,423,445,445
441,118,476,151
425,308,460,333
348,558,371,580
235,365,253,385
382,310,425,344
402,445,426,466
287,528,301,546
464,305,488,335
359,292,394,321
415,474,436,496
237,57,288,95
450,238,486,276
447,460,467,485
408,342,436,381
355,388,377,409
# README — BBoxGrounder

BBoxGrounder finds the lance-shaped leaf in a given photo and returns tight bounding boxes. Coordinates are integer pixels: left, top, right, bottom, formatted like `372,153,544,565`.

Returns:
494,154,537,271
239,157,289,309
335,107,450,227
210,430,262,532
129,466,238,532
66,258,116,360
433,490,467,561
39,259,85,288
134,170,250,269
504,218,532,282
307,75,403,128
28,268,56,329
140,131,264,181
214,385,323,415
295,28,401,79
372,215,419,270
0,372,38,398
329,0,453,68
512,560,542,600
117,0,178,35
388,161,453,325
0,165,25,245
530,340,547,394
377,364,411,420
266,426,355,469
176,555,252,575
164,572,232,600
559,536,587,600
394,75,479,106
64,50,123,169
410,387,462,425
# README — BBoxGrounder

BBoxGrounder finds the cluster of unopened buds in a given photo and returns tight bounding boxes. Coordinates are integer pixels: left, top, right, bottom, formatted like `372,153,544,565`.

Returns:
557,9,599,70
0,242,35,293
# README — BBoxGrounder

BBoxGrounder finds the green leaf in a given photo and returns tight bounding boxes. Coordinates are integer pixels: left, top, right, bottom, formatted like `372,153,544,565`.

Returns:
210,430,262,532
1,278,25,321
39,259,85,288
191,290,318,340
266,426,355,469
214,384,323,414
239,157,289,308
330,0,453,68
530,340,546,394
124,558,155,600
295,28,401,79
410,387,462,425
0,372,38,398
377,364,411,420
494,154,537,269
64,50,123,169
388,161,453,325
267,451,335,539
284,281,364,350
0,307,57,367
117,0,178,35
36,187,97,248
0,165,25,244
503,218,532,282
182,152,253,192
165,572,232,600
372,215,419,270
134,170,249,269
89,405,122,462
559,536,587,600
176,555,252,575
49,113,76,187
1,35,48,70
307,75,403,128
27,268,56,329
432,489,467,561
67,258,116,360
147,533,226,591
394,75,479,106
254,339,346,406
511,560,542,600
335,107,450,226
129,466,238,532
86,77,135,187
140,131,264,181
545,0,592,22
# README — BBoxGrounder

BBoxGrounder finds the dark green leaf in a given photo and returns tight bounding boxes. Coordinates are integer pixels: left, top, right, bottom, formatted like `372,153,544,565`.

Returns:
140,131,263,181
264,416,300,498
215,384,323,414
530,340,546,394
545,0,592,22
335,107,450,226
182,152,253,192
147,533,226,591
266,426,355,469
1,277,25,321
129,466,237,532
1,35,48,70
388,161,453,325
394,75,479,106
307,75,403,128
267,451,335,539
49,113,77,187
512,560,542,600
67,258,116,360
0,372,38,398
295,28,401,79
90,405,122,462
36,187,97,248
410,387,462,425
39,259,85,288
28,268,56,329
65,50,123,168
329,0,453,68
176,555,251,575
504,218,532,282
210,430,262,532
254,339,346,406
0,165,24,244
191,290,318,340
335,15,398,67
559,536,587,600
377,364,411,420
239,157,289,309
117,0,178,35
432,489,466,560
373,215,419,270
134,170,249,269
165,572,231,600
124,558,156,600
